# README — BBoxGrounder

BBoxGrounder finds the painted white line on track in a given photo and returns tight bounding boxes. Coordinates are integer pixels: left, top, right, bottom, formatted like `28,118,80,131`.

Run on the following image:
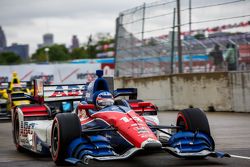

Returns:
230,154,250,160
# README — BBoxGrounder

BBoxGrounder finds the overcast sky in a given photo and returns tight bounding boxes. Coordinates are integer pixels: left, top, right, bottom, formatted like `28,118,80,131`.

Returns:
0,0,249,55
0,0,158,54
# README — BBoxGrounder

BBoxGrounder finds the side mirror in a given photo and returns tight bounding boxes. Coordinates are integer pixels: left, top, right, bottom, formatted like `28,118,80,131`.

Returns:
78,103,95,110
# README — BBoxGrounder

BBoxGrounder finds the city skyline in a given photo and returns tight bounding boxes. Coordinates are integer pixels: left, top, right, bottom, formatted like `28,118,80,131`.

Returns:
0,0,157,55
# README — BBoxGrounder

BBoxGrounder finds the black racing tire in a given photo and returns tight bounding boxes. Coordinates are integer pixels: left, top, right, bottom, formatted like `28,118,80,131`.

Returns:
176,108,211,136
13,110,25,152
51,113,81,165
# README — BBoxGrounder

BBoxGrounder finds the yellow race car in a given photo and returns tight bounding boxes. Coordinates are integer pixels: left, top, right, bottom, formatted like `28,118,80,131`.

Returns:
0,72,32,118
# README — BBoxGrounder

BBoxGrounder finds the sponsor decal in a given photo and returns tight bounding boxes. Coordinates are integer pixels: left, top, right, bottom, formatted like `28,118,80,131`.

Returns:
77,72,96,83
120,116,143,123
49,85,86,97
30,74,54,84
20,138,30,145
20,121,36,136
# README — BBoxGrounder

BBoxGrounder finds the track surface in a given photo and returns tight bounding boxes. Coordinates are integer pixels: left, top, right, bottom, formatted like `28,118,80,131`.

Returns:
0,111,250,167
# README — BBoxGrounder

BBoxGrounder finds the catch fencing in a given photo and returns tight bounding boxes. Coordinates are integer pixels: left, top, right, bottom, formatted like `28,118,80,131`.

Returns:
115,0,250,77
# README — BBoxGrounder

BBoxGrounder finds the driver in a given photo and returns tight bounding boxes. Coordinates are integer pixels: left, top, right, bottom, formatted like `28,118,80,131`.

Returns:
94,91,114,110
83,70,113,110
11,84,23,92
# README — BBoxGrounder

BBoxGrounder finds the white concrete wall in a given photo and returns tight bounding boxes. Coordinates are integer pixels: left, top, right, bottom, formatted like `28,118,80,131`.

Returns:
230,72,250,112
171,73,231,111
115,76,172,110
115,72,250,112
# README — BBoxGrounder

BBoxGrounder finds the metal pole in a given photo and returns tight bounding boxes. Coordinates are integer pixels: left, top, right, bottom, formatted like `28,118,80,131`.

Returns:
177,0,183,73
170,8,176,74
141,3,146,76
45,47,49,63
114,17,120,77
141,3,146,42
189,0,193,72
189,0,191,33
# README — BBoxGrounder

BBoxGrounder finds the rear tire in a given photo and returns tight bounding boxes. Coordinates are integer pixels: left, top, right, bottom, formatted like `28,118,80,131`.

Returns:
176,108,210,135
51,113,81,165
13,111,25,152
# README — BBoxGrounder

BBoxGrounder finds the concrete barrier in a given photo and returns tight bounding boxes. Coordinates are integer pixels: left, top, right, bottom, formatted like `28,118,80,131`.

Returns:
114,72,250,112
230,72,250,112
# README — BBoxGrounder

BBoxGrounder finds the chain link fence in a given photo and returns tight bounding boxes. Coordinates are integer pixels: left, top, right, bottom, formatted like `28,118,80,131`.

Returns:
115,0,250,77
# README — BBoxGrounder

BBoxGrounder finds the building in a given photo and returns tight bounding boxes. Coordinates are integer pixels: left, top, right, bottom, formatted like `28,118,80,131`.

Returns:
43,33,53,45
38,33,54,48
5,43,29,60
71,35,80,51
0,26,7,51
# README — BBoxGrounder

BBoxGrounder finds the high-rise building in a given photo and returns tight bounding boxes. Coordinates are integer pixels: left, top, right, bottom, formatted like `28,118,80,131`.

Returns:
71,35,80,50
38,33,54,48
0,26,7,51
43,33,53,45
5,43,29,60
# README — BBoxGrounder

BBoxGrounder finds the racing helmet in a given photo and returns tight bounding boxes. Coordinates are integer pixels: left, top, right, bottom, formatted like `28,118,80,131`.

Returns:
94,91,114,109
12,84,22,92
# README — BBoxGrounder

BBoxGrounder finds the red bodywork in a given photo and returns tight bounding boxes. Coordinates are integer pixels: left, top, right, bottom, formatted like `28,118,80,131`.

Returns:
18,105,49,117
128,101,158,115
80,106,159,148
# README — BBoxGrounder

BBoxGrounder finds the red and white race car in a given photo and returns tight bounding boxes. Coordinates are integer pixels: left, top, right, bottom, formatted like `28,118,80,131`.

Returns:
12,70,229,166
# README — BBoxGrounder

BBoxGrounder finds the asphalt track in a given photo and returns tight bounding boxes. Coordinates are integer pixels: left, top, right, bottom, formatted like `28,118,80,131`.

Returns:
0,111,250,167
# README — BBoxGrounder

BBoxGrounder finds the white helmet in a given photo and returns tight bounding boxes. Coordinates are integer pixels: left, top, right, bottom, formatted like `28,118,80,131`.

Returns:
95,91,114,109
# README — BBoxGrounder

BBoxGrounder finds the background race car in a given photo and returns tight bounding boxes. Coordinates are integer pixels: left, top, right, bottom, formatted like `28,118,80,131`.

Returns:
0,72,32,118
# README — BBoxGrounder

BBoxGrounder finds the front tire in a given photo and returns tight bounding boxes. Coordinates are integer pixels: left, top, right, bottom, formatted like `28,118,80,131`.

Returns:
176,108,210,135
51,113,81,165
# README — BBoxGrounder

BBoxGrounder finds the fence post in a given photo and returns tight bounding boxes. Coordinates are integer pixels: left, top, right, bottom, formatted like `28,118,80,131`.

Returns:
114,16,120,77
171,8,176,74
141,3,146,42
189,0,193,72
177,0,183,73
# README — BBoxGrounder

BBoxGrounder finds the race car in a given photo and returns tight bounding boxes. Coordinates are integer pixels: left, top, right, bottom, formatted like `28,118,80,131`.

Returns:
0,82,9,118
12,70,229,166
0,72,32,118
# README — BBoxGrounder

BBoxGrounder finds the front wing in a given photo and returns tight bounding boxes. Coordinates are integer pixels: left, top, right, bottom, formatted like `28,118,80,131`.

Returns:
64,131,230,165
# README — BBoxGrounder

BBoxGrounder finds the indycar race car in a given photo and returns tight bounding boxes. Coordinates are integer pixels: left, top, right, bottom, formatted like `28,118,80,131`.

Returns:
0,72,32,118
12,70,230,166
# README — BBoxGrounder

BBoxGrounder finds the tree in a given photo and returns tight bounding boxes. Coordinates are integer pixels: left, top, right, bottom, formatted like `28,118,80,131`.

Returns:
0,52,22,65
32,44,70,62
49,44,70,61
85,33,114,59
70,47,89,59
31,47,47,62
31,32,115,61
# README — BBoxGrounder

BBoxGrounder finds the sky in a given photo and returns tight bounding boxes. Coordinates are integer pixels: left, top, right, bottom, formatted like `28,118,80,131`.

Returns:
0,0,159,54
0,0,249,55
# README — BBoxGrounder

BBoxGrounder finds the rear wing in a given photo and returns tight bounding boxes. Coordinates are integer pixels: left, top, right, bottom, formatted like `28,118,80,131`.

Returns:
113,88,137,100
0,81,32,90
33,79,87,102
20,81,32,90
0,82,9,90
